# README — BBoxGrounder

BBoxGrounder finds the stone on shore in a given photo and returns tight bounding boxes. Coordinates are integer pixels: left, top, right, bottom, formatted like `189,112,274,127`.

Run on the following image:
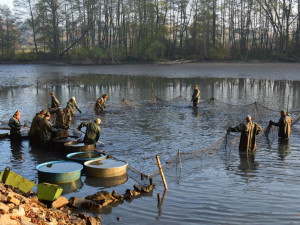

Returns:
52,196,69,209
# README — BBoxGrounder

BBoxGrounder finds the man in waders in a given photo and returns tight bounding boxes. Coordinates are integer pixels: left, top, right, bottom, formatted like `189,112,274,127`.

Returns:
269,110,292,139
50,92,60,109
66,97,81,116
227,115,262,153
55,107,72,129
95,93,108,112
77,118,101,145
54,107,72,138
191,85,200,107
29,109,46,143
8,110,22,139
39,112,56,144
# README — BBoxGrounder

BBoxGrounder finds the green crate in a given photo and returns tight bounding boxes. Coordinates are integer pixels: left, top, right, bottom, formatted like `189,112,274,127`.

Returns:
0,171,3,182
1,167,36,193
37,182,63,201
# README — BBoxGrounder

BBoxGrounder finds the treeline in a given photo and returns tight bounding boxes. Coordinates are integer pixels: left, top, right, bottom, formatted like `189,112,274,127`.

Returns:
0,0,300,62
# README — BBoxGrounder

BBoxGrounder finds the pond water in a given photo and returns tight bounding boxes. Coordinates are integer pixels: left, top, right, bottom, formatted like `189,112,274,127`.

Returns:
1,63,300,224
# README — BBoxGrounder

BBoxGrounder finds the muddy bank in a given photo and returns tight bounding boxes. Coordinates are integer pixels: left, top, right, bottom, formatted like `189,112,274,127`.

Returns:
1,58,299,66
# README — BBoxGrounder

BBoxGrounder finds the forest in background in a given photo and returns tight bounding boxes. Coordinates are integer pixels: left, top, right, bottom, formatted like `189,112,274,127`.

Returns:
0,0,300,63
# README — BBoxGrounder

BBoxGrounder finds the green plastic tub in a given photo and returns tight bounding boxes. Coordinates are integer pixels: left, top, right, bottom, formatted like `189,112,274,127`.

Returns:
1,167,36,193
37,182,63,201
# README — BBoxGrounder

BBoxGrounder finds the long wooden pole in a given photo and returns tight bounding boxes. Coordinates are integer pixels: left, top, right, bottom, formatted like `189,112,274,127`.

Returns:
40,85,49,112
177,149,182,170
287,95,290,114
156,155,168,190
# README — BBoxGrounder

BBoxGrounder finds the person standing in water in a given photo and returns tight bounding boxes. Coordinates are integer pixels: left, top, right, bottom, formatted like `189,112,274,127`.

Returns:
191,85,200,107
269,110,292,139
227,115,262,153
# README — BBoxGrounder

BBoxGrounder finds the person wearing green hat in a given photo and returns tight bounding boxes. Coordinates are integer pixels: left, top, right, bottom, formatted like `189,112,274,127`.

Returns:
269,110,293,139
77,118,101,144
29,109,46,143
39,112,56,144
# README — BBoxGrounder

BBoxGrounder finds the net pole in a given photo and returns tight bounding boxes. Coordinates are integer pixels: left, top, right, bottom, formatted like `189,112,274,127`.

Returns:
287,95,290,115
156,155,168,190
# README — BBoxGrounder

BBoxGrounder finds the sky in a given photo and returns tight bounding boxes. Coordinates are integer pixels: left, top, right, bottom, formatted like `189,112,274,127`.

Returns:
1,0,14,9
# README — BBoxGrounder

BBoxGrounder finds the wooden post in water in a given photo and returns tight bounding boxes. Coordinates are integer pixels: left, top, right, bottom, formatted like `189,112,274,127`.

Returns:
287,95,290,114
157,193,161,204
177,149,182,170
156,155,168,190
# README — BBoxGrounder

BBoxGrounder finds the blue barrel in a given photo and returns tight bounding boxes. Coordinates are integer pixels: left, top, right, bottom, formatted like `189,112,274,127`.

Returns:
66,151,106,164
36,161,83,184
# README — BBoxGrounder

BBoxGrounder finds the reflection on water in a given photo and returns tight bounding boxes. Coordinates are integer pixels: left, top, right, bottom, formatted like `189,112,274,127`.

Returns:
238,150,259,174
85,173,128,188
60,178,83,194
1,65,300,224
277,139,290,161
10,139,24,164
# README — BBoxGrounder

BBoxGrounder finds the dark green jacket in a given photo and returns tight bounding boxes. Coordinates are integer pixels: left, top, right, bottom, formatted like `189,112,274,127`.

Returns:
51,96,60,108
78,121,101,144
29,114,44,138
39,118,55,143
8,116,21,136
55,109,72,129
67,100,80,116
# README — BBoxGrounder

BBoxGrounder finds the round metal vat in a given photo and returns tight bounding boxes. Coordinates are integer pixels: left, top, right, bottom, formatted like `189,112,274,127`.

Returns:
66,151,106,164
36,161,83,184
52,136,79,150
84,158,128,178
64,140,95,153
0,128,10,139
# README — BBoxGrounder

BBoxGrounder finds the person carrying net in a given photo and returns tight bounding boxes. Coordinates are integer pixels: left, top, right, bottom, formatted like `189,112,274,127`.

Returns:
227,115,262,153
269,110,292,139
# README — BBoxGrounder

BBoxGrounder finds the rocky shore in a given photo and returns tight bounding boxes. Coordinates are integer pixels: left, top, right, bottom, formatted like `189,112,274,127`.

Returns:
0,181,154,224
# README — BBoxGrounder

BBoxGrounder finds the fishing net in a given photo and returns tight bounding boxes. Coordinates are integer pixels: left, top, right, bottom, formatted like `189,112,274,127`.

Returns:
2,89,299,188
122,92,300,187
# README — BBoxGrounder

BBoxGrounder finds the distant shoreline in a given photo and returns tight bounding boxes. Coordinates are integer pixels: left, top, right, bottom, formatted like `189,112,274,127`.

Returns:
0,58,299,66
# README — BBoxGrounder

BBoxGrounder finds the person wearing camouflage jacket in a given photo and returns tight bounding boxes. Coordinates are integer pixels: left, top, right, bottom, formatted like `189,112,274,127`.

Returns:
39,112,56,144
66,97,81,116
78,118,101,144
29,109,46,142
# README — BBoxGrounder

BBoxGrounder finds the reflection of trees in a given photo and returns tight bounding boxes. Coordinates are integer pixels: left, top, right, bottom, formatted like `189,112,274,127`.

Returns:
1,75,300,112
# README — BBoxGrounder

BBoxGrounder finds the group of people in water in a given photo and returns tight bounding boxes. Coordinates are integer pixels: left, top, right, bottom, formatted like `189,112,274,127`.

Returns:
8,92,109,146
191,84,293,158
7,85,293,159
227,108,292,155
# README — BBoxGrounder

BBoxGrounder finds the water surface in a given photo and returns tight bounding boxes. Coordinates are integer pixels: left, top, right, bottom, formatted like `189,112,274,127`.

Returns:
0,63,300,224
